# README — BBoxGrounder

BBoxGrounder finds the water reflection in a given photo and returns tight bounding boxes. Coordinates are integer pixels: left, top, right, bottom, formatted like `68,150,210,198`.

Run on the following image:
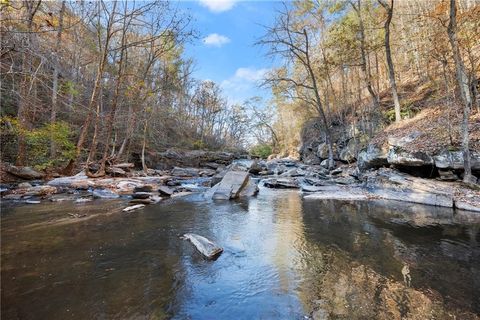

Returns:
301,198,480,319
1,192,479,319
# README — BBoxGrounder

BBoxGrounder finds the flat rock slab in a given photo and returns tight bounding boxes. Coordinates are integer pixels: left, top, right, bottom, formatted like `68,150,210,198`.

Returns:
212,171,249,200
123,204,145,212
454,200,480,213
263,178,299,189
92,189,120,199
182,233,223,259
304,189,368,201
370,188,453,208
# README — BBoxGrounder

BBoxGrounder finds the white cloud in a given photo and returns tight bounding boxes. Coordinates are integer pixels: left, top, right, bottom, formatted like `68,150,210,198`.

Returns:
220,67,270,104
203,33,231,47
234,67,269,82
198,0,237,13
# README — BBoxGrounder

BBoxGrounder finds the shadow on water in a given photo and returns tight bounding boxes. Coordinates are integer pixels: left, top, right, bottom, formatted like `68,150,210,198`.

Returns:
1,190,479,319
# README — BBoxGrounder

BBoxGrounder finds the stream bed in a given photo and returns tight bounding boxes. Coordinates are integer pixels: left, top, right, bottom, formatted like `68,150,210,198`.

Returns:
1,188,479,319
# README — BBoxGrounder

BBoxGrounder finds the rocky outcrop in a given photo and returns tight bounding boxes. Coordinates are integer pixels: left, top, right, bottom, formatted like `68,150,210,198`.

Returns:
144,149,239,170
386,147,434,167
357,144,389,171
434,150,480,172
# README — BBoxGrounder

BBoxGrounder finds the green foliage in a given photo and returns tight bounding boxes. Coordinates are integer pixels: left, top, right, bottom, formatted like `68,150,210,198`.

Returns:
384,102,418,123
249,144,273,159
60,80,79,97
0,117,75,168
192,139,206,150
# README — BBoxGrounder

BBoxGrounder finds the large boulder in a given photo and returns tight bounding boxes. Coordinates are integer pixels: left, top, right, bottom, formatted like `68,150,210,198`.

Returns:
339,135,369,163
433,150,480,171
317,143,338,160
5,165,44,180
387,147,433,167
248,160,264,175
357,144,389,171
211,171,250,200
387,131,421,148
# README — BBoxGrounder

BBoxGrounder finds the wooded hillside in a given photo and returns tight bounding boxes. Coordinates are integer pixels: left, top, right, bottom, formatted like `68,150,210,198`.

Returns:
260,0,479,182
1,0,256,176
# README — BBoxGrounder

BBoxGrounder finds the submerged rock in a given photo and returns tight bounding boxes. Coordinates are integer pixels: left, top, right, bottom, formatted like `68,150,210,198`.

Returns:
92,189,120,199
25,200,41,204
122,204,145,212
182,233,223,259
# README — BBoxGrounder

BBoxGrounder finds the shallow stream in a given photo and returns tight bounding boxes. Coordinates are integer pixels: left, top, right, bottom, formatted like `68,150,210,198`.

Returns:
1,188,479,319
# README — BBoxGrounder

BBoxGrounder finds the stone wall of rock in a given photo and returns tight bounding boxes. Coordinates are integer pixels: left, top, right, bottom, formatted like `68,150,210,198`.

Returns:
299,119,372,165
134,149,244,170
299,118,479,182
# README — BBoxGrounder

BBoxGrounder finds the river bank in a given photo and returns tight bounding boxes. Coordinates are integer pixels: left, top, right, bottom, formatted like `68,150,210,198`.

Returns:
1,154,479,213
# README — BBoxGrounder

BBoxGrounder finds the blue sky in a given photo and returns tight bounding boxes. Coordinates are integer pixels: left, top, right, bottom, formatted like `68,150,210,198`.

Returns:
177,0,282,104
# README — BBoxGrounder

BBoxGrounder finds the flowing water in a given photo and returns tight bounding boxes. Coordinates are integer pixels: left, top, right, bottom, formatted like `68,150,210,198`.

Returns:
1,188,479,319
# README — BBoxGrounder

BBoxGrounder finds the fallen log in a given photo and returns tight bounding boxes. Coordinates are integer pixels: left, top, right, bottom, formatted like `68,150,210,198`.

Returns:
182,233,223,259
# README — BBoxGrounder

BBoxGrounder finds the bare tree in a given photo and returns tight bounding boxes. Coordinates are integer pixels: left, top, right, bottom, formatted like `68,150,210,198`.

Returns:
350,0,380,113
50,0,66,157
447,0,475,184
378,0,402,123
258,4,335,169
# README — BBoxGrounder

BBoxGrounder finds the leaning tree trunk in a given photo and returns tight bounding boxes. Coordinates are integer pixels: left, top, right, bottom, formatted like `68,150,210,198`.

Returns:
379,0,402,123
447,0,475,184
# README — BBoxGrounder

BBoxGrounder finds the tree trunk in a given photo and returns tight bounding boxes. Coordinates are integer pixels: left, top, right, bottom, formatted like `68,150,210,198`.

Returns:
352,0,380,111
65,1,116,176
379,0,402,122
50,0,66,158
141,118,148,173
16,1,42,166
447,0,475,184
